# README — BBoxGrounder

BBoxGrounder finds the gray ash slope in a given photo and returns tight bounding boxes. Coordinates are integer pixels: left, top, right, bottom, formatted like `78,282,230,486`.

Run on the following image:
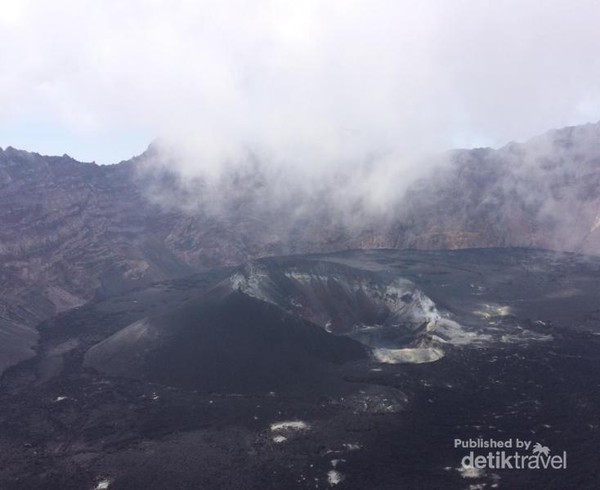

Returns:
0,248,599,489
83,289,367,394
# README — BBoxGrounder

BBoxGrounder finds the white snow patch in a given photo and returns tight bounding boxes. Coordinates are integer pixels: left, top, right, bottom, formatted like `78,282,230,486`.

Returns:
272,435,287,443
500,332,553,344
229,264,272,302
458,466,485,479
95,480,111,489
284,270,334,283
54,396,68,402
270,420,310,432
373,347,444,364
433,318,492,345
327,470,344,486
474,304,512,319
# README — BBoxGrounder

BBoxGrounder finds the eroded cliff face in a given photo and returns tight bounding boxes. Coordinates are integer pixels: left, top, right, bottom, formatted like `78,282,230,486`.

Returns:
0,149,185,306
0,146,386,327
1,122,599,372
0,148,194,369
394,122,600,254
0,146,385,370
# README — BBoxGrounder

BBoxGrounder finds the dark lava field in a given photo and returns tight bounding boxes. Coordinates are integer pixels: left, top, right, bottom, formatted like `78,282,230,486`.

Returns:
0,248,599,489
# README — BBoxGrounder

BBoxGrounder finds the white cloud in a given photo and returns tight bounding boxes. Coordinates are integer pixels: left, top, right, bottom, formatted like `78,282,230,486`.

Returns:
1,0,599,169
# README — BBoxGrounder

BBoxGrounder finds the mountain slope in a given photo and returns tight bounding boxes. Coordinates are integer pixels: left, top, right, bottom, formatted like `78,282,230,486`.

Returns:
1,122,600,372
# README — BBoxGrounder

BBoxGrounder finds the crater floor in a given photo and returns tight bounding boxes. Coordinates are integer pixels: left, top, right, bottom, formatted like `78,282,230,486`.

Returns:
0,248,599,489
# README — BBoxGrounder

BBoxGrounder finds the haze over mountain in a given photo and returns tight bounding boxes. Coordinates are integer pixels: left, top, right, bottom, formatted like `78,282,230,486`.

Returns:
1,121,599,374
3,1,600,165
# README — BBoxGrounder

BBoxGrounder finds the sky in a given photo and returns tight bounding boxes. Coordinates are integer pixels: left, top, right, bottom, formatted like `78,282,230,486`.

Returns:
1,0,600,165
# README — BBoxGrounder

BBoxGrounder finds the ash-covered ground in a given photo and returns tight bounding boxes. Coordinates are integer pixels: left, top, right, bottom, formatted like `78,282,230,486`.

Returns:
0,248,599,489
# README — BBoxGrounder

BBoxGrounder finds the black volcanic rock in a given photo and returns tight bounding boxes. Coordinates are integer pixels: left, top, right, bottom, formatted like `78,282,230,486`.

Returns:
1,249,600,489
